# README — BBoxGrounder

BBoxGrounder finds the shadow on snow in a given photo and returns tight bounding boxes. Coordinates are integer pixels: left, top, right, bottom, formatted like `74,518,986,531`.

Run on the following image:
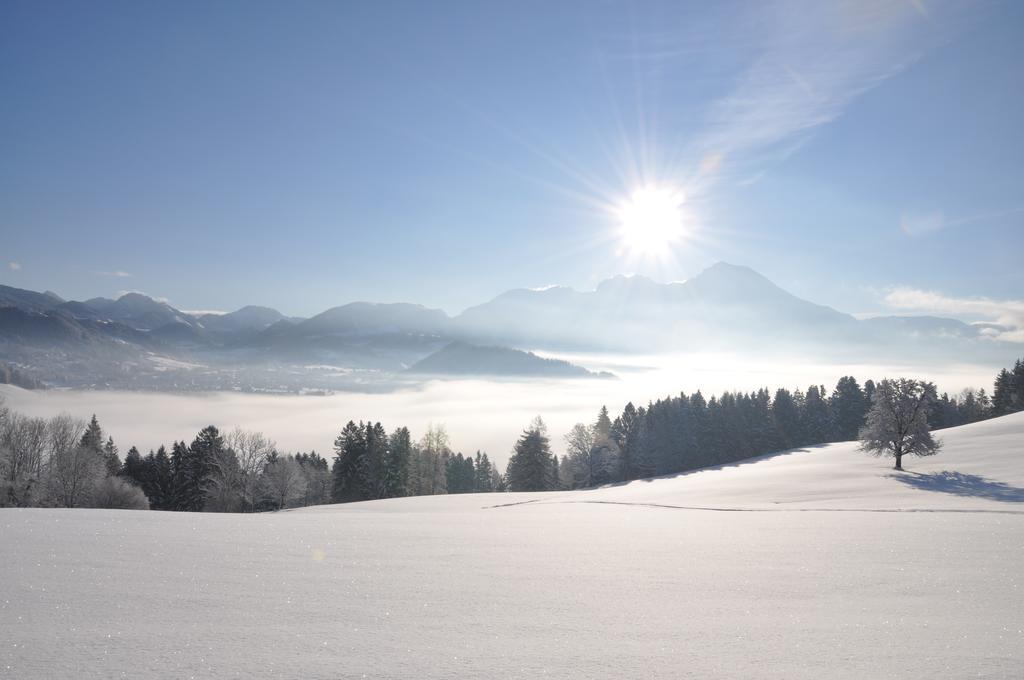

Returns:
891,470,1024,503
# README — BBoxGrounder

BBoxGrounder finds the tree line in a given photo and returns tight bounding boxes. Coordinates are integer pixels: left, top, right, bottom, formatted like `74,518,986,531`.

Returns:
505,357,1024,492
2,357,1021,508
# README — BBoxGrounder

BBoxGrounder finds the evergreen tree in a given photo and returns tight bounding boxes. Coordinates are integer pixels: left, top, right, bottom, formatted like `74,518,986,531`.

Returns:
557,454,574,490
863,380,876,406
185,425,225,510
830,376,868,441
295,450,332,507
505,417,554,492
331,421,367,503
992,368,1015,415
445,453,476,493
168,441,191,510
802,385,833,443
611,403,641,480
473,451,494,492
80,415,104,454
150,445,174,510
364,422,389,499
120,446,143,481
102,436,120,476
958,388,990,423
929,392,961,430
1014,359,1024,409
385,427,413,497
595,406,612,438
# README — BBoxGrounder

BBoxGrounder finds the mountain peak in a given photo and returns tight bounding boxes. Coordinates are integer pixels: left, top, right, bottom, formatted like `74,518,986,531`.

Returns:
695,261,770,282
117,292,158,303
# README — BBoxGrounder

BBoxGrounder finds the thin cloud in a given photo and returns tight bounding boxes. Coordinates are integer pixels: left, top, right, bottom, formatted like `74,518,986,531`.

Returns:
686,0,958,195
7,261,21,271
884,287,1024,343
900,206,1024,236
95,270,133,278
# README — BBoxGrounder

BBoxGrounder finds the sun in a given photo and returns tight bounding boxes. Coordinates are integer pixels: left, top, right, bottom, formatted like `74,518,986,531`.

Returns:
615,186,686,256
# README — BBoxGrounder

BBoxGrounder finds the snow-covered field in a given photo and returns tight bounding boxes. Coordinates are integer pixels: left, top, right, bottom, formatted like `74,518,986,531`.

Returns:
3,414,1023,679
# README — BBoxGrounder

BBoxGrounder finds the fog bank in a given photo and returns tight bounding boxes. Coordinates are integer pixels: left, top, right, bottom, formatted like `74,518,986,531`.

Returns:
0,354,1003,466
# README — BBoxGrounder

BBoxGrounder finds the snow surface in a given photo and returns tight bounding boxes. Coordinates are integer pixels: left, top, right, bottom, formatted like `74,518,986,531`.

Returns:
3,413,1023,678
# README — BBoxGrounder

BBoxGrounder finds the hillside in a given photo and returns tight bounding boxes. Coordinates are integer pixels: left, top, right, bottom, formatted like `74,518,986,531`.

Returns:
406,341,611,378
2,414,1021,678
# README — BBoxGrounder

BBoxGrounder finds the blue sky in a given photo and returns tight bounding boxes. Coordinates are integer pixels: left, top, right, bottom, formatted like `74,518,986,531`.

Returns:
2,0,1022,324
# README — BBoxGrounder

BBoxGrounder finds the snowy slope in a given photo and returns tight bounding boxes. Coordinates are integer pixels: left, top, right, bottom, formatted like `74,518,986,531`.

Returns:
575,411,1024,511
2,414,1022,679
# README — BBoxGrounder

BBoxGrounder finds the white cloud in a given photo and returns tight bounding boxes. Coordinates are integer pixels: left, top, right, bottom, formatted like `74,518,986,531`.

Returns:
95,270,133,278
900,207,1024,236
884,287,1024,343
181,309,228,316
8,261,21,271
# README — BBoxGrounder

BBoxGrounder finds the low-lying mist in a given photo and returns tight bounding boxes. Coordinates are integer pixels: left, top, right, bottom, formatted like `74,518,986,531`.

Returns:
0,353,1004,467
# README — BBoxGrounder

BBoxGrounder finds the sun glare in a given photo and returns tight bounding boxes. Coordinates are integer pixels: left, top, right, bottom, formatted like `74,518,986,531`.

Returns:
615,186,686,256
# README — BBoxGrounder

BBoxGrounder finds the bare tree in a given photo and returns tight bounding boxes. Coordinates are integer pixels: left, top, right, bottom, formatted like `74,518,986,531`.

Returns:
409,424,450,496
564,423,596,488
46,415,99,507
262,454,306,510
859,378,941,470
564,422,619,488
227,428,275,511
299,463,331,507
204,446,244,512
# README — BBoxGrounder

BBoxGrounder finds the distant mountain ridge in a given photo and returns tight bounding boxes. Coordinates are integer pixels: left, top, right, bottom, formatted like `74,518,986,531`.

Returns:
454,262,860,350
0,262,1016,390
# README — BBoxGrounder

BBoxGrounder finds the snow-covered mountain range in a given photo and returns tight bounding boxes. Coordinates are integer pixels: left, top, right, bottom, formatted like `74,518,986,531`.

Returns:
0,262,1016,390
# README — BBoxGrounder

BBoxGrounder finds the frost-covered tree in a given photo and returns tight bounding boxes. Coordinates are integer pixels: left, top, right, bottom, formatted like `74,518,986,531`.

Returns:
48,421,100,507
91,475,149,510
564,421,618,488
0,411,47,507
859,378,941,470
